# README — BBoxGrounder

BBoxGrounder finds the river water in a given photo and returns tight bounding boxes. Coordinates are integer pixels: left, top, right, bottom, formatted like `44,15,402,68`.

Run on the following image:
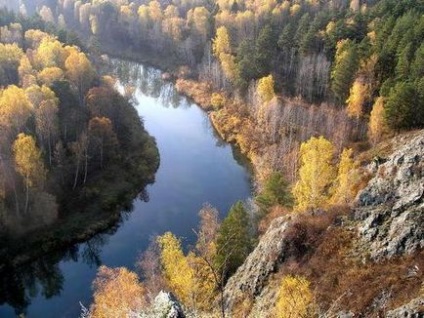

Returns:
0,60,252,317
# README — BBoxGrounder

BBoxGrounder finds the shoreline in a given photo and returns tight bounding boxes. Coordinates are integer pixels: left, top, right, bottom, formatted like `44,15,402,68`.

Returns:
100,41,262,184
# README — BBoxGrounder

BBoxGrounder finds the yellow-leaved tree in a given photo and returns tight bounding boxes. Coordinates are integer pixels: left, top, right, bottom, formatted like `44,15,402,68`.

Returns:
346,78,369,118
212,26,237,81
368,97,387,145
212,26,231,58
190,204,220,312
64,50,95,106
275,275,314,318
293,136,336,211
157,232,195,306
91,266,146,318
0,85,33,134
13,133,46,213
257,75,275,104
331,148,359,205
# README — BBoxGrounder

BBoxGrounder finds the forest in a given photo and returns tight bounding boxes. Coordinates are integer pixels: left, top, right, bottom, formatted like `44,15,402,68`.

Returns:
17,0,424,183
0,0,423,317
0,10,159,242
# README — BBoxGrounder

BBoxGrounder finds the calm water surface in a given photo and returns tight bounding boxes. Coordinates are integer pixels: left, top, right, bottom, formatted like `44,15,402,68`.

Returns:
0,60,252,317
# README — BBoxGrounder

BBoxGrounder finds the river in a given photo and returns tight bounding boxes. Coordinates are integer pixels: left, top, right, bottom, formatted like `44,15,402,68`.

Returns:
0,60,252,317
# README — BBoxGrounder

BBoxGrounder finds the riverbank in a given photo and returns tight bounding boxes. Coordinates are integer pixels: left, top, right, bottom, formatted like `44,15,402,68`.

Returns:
100,41,265,184
0,149,159,271
174,79,268,185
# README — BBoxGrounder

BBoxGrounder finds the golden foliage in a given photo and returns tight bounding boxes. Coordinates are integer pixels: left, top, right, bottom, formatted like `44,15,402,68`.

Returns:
0,85,33,132
37,66,64,86
157,232,195,306
35,38,67,69
91,266,146,318
65,50,95,101
213,26,237,81
12,133,46,188
257,75,275,104
187,252,218,311
293,136,336,211
213,26,231,57
331,148,360,205
18,55,34,87
275,275,314,318
219,52,237,82
211,92,225,110
346,79,369,118
368,96,387,145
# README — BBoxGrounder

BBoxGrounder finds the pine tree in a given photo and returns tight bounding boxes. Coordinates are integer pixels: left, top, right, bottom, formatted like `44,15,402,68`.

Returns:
255,172,292,216
216,201,253,279
331,40,359,103
385,82,419,130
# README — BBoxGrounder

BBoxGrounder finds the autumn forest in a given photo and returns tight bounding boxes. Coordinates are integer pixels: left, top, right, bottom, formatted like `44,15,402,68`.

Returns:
0,0,423,317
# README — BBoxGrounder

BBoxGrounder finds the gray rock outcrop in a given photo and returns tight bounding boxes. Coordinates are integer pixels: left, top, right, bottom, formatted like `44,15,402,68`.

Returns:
355,132,424,260
222,131,424,317
386,296,424,317
138,291,185,318
223,215,292,312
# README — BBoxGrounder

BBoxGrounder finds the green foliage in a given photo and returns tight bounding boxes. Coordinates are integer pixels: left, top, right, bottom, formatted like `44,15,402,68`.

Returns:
384,81,422,130
22,0,424,133
255,172,292,215
254,25,275,77
216,201,253,279
331,40,358,103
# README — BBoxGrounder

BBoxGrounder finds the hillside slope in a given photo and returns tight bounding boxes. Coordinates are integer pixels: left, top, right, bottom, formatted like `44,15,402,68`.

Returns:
223,131,424,317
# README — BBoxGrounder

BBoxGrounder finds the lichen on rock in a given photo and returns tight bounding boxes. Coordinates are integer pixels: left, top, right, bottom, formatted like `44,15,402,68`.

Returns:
355,131,424,260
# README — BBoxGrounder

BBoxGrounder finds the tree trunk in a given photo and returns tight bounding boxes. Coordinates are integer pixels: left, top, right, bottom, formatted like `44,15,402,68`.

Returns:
24,180,29,215
73,160,80,190
83,148,88,184
0,153,20,216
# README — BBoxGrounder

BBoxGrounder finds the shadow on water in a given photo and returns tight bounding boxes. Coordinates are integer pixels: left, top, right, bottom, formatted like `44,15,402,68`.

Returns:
0,186,151,315
0,231,109,316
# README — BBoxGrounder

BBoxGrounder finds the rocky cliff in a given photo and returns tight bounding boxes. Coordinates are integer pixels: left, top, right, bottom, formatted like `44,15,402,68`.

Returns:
356,132,424,260
223,131,424,317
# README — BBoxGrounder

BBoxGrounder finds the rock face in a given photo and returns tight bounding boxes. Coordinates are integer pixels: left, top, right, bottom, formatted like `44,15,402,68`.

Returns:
138,291,185,318
153,291,185,318
355,132,424,260
222,131,424,317
223,216,292,312
386,297,424,318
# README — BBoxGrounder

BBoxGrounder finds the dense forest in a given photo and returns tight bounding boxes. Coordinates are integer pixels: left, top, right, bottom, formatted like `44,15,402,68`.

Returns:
1,0,423,317
0,10,158,237
17,0,424,184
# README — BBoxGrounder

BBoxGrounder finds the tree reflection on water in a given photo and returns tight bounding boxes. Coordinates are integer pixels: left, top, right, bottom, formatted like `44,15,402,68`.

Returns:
0,228,114,315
